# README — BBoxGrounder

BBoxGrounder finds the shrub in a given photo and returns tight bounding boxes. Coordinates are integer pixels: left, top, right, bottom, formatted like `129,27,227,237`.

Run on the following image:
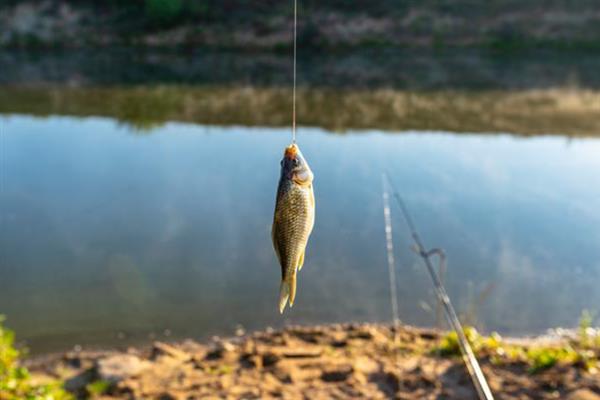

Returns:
0,316,72,400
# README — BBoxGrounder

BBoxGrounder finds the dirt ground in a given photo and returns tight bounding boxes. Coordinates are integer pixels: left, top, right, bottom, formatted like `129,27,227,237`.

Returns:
26,324,600,400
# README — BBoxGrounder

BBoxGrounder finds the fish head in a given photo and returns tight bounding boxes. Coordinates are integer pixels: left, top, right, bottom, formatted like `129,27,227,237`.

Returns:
280,143,313,186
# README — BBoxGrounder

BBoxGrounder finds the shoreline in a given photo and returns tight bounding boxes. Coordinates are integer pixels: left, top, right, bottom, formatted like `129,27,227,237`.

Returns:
2,85,600,137
23,323,600,399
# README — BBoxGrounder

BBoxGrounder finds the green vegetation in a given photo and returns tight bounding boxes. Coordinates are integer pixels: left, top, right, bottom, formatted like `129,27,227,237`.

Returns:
434,313,600,374
85,380,111,397
0,316,72,400
206,364,235,376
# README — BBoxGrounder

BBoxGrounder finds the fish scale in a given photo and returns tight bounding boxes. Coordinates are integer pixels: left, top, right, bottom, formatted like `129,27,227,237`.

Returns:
275,181,312,272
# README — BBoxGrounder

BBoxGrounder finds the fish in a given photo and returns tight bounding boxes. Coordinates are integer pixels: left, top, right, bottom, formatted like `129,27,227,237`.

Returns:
271,143,315,314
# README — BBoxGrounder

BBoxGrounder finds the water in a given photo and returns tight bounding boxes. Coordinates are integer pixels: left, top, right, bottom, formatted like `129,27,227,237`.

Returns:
1,113,599,353
2,49,600,353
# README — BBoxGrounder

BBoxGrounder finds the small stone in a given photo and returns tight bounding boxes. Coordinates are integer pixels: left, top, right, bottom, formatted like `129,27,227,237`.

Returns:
350,328,374,340
96,354,150,384
205,341,236,361
63,369,95,393
63,352,82,368
229,385,259,397
262,372,281,390
221,341,236,352
272,366,293,383
235,325,246,337
281,347,322,358
151,342,191,362
353,370,368,385
179,340,207,360
566,389,600,400
353,357,379,375
370,370,400,394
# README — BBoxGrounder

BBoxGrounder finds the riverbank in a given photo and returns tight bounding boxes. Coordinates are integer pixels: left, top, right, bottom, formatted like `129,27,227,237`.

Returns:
3,85,600,137
22,323,600,399
2,1,600,50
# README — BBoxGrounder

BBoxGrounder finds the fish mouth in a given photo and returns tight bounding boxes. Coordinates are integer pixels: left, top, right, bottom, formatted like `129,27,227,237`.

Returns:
284,144,298,159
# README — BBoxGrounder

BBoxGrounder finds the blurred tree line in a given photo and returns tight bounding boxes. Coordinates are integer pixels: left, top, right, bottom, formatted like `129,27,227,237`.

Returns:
2,0,599,49
4,0,597,29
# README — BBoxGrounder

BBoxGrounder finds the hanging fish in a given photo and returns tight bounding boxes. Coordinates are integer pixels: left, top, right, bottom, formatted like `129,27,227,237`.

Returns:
272,143,315,313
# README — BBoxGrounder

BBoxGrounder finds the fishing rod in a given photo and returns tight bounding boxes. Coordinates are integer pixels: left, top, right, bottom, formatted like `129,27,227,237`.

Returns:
381,175,401,333
384,173,495,400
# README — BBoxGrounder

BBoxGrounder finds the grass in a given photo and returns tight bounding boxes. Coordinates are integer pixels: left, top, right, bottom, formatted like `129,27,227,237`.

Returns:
85,380,111,397
434,312,600,374
0,316,72,400
205,364,235,376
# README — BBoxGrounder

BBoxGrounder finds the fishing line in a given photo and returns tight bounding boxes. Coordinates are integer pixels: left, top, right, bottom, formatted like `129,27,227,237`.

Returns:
384,173,495,400
291,0,298,144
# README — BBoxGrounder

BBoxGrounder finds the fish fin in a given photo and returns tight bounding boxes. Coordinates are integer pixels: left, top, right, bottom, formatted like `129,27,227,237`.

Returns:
297,250,305,271
279,274,298,313
288,273,297,308
279,280,290,314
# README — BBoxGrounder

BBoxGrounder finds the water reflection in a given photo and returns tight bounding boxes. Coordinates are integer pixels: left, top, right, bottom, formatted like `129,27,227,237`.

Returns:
1,115,599,353
2,49,600,137
1,87,599,136
3,49,600,89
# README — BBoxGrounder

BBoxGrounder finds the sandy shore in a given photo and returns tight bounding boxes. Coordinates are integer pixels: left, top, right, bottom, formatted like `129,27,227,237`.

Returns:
24,323,600,399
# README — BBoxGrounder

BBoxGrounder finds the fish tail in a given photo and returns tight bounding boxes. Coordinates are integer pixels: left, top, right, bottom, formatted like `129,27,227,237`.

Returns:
278,274,298,314
278,280,290,314
289,273,297,307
